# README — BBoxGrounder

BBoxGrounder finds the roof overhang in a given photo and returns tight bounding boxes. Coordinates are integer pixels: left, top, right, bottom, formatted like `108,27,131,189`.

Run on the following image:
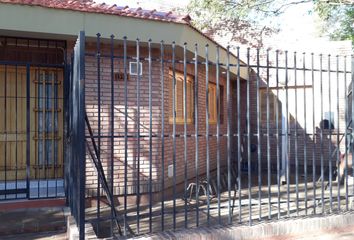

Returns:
0,2,248,79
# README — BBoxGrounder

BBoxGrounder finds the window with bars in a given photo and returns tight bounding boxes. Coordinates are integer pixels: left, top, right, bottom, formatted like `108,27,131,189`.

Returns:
36,70,60,166
169,70,194,124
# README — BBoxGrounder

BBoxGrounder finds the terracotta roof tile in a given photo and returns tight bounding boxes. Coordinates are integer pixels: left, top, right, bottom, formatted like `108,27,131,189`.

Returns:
0,0,191,24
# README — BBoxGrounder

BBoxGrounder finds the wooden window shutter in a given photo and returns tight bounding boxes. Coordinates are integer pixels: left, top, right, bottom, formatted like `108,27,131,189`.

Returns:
176,77,184,122
187,77,194,122
220,85,224,124
260,90,267,122
169,71,174,122
208,84,217,124
169,70,194,124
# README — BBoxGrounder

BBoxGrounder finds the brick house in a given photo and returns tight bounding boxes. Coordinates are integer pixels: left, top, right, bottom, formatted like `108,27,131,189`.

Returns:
0,0,251,203
1,1,353,239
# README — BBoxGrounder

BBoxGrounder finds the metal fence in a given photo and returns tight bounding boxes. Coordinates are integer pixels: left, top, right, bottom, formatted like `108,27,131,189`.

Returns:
0,36,66,200
66,32,86,240
72,32,354,239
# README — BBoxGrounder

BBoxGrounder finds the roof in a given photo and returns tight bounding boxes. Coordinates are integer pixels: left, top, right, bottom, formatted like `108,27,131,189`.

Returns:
0,0,249,79
0,0,192,24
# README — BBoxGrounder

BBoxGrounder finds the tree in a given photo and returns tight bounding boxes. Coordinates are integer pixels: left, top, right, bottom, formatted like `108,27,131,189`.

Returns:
315,1,354,43
183,0,354,48
184,0,281,48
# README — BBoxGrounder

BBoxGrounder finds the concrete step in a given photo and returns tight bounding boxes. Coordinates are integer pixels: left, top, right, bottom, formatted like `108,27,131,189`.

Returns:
0,206,67,237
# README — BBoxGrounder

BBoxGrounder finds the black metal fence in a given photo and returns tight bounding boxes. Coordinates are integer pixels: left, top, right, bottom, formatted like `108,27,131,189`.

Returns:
72,32,354,238
66,32,86,240
0,36,66,200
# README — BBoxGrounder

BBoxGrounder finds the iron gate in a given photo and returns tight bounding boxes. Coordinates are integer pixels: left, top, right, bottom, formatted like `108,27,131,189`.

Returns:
0,36,66,200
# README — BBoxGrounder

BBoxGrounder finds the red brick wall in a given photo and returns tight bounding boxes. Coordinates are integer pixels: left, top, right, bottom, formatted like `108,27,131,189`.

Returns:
83,42,246,197
79,41,349,198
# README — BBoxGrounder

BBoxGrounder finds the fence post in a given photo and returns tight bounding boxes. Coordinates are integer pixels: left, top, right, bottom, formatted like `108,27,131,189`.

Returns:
351,54,354,203
78,30,86,240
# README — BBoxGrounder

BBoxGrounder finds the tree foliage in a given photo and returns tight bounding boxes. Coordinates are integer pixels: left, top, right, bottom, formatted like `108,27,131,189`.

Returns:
315,1,354,42
184,0,354,47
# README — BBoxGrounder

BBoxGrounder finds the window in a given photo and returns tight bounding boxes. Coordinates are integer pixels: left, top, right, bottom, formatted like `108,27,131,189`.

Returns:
169,70,194,124
208,83,224,124
260,89,281,124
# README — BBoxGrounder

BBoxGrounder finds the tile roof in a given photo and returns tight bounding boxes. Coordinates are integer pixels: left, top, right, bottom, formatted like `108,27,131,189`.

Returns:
0,0,192,24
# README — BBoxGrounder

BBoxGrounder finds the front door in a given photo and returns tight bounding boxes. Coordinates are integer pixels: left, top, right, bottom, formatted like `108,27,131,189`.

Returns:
0,65,64,200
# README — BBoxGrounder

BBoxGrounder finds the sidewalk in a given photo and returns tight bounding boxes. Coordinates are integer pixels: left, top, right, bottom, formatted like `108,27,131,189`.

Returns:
260,225,354,240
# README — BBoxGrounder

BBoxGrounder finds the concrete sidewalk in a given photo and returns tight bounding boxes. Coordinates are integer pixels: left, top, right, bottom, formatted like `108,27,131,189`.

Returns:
260,225,354,240
0,206,67,237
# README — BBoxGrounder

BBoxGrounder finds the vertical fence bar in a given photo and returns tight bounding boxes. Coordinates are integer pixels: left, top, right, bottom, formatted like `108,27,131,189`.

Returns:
194,43,200,227
148,39,153,233
328,54,333,213
247,48,252,225
43,67,48,198
77,30,86,240
35,43,40,196
52,69,56,197
205,44,210,226
15,65,18,198
110,34,115,236
96,33,101,228
136,38,141,234
336,55,340,212
312,53,316,214
351,55,354,205
236,47,242,223
67,54,73,203
320,54,324,214
4,65,7,199
294,52,299,216
344,56,348,211
226,46,232,224
276,50,280,219
160,41,165,232
285,51,290,217
303,52,308,215
79,31,86,240
47,53,54,197
183,42,188,228
47,60,57,197
37,66,40,199
216,46,221,224
172,41,177,230
55,43,59,197
256,48,262,221
50,69,55,197
123,36,128,236
266,49,271,219
26,64,30,199
14,40,18,197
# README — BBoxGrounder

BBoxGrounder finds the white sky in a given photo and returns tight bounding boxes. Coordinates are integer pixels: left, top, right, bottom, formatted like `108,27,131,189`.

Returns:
273,1,323,45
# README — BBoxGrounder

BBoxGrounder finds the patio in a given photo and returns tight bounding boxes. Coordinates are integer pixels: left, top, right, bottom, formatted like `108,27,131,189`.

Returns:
87,172,354,237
